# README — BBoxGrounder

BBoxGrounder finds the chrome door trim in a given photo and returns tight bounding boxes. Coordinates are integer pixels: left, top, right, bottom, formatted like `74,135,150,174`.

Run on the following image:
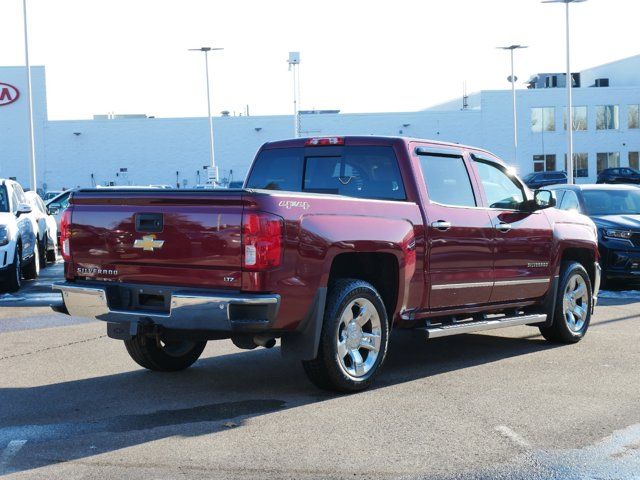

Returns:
494,278,550,287
432,278,550,290
432,281,493,290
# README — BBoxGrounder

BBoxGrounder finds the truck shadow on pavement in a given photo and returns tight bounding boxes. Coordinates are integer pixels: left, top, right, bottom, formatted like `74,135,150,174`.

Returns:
0,331,559,475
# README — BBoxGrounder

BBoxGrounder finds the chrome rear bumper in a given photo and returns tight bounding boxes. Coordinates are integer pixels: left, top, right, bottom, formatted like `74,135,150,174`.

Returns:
53,281,280,332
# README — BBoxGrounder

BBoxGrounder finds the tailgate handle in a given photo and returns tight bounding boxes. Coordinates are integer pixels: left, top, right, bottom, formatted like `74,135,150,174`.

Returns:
135,213,163,233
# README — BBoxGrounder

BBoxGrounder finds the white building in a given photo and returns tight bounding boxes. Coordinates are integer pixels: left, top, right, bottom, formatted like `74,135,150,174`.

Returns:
0,55,639,191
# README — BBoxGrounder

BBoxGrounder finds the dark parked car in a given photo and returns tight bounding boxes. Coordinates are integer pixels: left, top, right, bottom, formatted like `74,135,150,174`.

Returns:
549,184,640,284
596,167,640,185
523,171,568,189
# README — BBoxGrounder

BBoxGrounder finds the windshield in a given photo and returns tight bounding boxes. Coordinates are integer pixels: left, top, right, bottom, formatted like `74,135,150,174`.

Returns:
523,173,536,181
582,189,640,215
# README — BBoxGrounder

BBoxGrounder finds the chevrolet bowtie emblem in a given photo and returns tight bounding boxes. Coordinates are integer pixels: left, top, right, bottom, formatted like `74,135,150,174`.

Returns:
133,235,165,252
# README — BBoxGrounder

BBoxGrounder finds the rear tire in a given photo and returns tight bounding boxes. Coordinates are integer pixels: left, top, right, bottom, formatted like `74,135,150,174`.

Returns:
124,335,207,371
302,279,389,393
23,241,40,280
539,261,592,343
47,244,58,263
2,248,22,293
38,236,47,267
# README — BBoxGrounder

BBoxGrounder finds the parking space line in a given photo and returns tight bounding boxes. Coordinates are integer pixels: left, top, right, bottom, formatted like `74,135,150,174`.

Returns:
495,426,531,449
0,439,27,472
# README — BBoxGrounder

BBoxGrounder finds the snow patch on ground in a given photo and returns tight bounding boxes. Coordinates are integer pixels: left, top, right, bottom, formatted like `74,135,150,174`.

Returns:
599,290,640,299
0,294,26,302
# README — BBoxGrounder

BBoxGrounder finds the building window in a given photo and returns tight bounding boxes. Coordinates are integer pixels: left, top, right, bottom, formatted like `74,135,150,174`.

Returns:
533,154,557,172
596,105,619,130
563,106,588,131
629,105,640,129
630,152,640,170
597,152,620,173
531,107,555,132
564,153,589,178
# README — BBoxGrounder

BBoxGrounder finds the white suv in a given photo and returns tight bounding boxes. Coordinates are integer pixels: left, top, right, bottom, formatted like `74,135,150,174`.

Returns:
0,179,40,292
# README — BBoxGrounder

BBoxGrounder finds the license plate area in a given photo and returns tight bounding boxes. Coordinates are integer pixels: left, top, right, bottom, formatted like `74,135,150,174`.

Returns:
106,284,171,313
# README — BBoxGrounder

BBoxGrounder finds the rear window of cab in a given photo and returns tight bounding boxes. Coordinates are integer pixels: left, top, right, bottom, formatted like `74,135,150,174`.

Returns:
246,146,406,201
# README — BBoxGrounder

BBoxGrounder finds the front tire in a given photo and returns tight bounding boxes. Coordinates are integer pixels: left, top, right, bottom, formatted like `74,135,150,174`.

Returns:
302,279,389,393
539,261,592,343
124,335,207,371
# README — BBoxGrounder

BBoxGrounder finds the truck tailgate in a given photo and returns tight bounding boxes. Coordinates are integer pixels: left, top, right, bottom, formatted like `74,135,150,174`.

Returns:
69,190,244,288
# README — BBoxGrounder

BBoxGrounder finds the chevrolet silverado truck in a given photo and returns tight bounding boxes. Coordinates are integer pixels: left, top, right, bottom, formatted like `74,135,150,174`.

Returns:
53,136,600,392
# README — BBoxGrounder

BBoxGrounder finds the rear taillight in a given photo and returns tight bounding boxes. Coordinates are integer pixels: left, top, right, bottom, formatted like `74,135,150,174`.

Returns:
60,208,72,261
242,212,283,271
305,137,345,146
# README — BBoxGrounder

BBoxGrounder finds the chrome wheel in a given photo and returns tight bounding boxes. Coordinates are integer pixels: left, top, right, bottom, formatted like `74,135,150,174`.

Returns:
562,274,588,332
336,298,382,378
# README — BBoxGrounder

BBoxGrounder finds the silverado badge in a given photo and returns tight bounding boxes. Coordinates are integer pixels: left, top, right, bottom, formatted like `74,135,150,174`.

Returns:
133,234,165,252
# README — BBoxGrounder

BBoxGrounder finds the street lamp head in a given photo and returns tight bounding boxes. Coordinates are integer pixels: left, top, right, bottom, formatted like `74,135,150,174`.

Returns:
188,47,224,52
542,0,587,3
498,45,529,50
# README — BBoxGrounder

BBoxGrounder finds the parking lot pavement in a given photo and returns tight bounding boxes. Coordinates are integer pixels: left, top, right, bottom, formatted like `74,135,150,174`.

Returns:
0,262,90,333
0,285,638,479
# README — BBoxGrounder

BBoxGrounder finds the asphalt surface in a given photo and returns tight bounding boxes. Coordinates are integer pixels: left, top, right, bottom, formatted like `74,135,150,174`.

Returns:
0,263,639,479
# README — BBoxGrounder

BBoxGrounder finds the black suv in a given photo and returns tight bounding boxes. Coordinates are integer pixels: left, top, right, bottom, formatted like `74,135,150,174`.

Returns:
549,184,640,285
597,167,640,184
522,171,568,189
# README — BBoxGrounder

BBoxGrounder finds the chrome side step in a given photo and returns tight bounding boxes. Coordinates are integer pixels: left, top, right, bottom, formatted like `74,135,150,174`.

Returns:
419,314,547,339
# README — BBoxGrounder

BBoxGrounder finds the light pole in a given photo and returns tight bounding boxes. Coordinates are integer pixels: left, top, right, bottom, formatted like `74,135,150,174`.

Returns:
189,47,223,184
288,52,301,138
543,0,587,184
22,0,37,191
498,45,527,166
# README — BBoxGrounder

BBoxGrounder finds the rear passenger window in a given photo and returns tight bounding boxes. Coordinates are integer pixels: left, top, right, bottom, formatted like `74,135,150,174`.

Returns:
247,145,406,200
418,154,476,207
303,146,405,200
246,149,303,191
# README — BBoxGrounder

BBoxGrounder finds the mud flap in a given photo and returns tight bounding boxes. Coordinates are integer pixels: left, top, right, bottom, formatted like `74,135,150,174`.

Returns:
280,287,327,361
541,275,560,327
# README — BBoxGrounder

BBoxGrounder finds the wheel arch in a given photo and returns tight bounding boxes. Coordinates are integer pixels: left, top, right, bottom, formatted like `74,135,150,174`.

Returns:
560,247,597,288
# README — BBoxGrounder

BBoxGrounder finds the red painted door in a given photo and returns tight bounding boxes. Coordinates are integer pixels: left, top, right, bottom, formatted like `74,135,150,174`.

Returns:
415,147,494,309
470,155,554,303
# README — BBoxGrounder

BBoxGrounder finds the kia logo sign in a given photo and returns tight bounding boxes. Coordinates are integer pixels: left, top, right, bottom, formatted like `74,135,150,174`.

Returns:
0,83,20,107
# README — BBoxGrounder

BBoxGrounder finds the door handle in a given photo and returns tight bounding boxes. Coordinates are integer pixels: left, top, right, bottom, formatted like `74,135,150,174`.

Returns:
495,222,512,233
431,220,451,231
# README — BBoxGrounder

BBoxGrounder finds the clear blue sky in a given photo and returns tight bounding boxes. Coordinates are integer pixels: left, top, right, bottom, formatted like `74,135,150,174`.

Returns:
0,0,637,120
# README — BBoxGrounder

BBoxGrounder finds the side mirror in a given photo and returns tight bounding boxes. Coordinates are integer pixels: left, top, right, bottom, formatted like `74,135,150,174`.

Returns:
534,190,556,209
47,205,60,215
16,203,32,217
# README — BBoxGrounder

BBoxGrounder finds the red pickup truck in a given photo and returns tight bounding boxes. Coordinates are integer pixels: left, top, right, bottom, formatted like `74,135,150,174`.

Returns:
54,136,600,392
